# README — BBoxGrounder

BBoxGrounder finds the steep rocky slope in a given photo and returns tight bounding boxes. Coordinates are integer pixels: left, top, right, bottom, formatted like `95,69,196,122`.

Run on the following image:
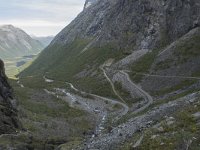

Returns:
140,27,200,95
0,25,44,59
0,59,21,134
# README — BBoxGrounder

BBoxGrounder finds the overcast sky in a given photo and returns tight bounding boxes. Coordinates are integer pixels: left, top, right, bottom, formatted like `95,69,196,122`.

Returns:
0,0,85,36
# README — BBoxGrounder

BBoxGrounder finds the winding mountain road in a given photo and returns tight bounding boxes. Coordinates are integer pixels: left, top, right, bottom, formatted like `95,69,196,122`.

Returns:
119,71,153,115
17,69,199,150
65,81,129,120
43,79,129,143
136,72,200,80
100,63,153,116
123,70,200,80
43,77,129,134
15,60,200,150
100,66,127,104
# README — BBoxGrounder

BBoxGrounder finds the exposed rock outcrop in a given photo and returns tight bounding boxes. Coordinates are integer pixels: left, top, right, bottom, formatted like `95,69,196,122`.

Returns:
0,59,21,134
53,0,200,50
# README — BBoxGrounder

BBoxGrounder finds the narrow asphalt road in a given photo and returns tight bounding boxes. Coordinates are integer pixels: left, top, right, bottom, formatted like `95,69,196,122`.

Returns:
119,71,153,115
65,81,129,120
136,73,200,80
100,66,127,104
44,78,130,147
123,70,200,80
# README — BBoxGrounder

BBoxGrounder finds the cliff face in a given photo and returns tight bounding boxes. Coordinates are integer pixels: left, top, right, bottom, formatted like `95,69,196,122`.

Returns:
0,59,20,134
52,0,200,50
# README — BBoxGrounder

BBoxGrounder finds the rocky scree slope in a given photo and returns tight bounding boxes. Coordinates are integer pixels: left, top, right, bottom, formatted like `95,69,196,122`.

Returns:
0,25,44,59
0,59,21,134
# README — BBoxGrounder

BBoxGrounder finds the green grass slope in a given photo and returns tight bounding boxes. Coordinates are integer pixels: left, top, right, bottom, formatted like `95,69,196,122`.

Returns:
20,39,125,97
2,79,95,149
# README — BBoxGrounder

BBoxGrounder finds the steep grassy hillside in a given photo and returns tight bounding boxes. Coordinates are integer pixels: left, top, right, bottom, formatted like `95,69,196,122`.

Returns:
0,78,95,149
20,39,125,97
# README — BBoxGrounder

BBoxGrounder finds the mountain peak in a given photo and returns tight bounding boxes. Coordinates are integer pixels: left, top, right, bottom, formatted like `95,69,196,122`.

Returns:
84,0,98,9
0,25,44,59
0,24,22,33
0,24,15,29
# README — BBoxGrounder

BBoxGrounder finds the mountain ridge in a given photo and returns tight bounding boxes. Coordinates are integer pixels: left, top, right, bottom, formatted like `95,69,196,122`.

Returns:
31,35,54,47
0,25,44,59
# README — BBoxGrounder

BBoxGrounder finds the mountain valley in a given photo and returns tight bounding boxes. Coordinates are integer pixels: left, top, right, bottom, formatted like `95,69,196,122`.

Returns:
0,0,200,149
